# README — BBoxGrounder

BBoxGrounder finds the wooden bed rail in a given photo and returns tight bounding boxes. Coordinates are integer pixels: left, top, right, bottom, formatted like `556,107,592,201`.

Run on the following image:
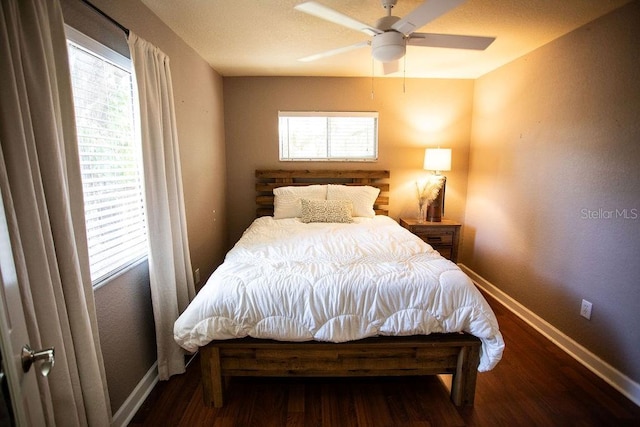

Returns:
200,334,481,408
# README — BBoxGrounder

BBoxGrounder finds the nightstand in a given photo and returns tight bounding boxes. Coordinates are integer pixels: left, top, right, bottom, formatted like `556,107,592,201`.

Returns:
399,218,462,263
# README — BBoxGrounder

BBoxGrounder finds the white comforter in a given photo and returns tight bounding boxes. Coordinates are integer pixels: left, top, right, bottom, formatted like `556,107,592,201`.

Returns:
174,216,504,371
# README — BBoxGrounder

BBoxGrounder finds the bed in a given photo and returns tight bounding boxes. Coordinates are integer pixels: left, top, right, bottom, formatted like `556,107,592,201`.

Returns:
174,170,504,408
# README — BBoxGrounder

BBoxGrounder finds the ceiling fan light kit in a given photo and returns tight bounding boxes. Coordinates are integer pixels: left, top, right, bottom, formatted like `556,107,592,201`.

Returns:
372,31,405,62
295,0,495,73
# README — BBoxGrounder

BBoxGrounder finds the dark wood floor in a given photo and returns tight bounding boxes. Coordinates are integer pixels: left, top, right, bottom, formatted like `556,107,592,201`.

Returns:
129,293,640,426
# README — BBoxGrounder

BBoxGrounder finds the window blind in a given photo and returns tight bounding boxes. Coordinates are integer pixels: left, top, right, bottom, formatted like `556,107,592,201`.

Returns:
67,31,147,285
279,112,378,161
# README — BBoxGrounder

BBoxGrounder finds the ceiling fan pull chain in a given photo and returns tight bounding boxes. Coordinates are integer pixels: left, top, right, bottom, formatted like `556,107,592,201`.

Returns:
403,47,407,93
371,57,375,100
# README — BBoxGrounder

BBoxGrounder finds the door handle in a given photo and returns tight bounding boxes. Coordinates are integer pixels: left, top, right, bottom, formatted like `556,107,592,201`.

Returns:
21,345,55,377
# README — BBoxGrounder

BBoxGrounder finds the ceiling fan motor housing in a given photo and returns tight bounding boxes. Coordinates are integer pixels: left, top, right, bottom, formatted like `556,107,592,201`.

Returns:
372,31,405,62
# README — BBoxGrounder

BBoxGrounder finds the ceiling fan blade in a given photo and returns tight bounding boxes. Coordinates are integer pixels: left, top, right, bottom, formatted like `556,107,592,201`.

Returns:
382,60,400,75
392,0,466,35
298,40,370,62
408,33,495,50
294,1,381,36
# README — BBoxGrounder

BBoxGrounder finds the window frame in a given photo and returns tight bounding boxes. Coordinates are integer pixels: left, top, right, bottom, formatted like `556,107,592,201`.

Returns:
65,25,148,288
278,111,379,162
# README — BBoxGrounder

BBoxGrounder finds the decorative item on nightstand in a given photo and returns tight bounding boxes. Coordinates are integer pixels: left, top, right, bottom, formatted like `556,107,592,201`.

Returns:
423,148,451,222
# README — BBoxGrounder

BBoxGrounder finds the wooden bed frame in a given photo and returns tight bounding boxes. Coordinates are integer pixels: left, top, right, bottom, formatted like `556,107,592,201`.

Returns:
199,170,481,408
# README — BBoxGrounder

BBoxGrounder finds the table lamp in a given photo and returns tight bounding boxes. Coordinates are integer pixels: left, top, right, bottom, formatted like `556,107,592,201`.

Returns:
423,148,451,222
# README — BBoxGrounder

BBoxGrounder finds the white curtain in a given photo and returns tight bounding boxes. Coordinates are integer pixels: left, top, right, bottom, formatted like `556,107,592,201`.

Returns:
0,0,111,425
127,32,196,381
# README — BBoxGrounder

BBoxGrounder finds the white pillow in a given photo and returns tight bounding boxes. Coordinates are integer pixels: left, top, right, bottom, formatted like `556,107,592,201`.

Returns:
273,185,327,219
300,199,353,223
326,184,380,218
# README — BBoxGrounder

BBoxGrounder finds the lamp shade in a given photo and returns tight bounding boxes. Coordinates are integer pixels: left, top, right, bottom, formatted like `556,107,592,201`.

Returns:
423,148,451,173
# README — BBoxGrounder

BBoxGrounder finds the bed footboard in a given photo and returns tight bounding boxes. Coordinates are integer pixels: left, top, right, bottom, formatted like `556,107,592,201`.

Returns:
200,334,481,408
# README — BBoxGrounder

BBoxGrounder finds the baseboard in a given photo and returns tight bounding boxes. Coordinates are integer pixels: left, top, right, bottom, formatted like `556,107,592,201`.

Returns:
111,362,158,427
458,264,640,408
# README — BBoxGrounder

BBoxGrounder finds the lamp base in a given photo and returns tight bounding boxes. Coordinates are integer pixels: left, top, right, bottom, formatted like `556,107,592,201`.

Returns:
426,177,446,222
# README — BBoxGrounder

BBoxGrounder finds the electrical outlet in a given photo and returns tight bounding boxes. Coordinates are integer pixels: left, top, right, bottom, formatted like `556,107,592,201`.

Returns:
194,268,200,284
580,299,593,320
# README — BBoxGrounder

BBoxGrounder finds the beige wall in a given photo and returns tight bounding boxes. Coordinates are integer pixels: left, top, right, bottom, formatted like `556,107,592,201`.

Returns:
66,0,227,413
464,1,640,384
224,77,474,244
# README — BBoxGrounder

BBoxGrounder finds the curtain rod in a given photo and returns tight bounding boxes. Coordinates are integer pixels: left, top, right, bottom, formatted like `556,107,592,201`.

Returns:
81,0,130,36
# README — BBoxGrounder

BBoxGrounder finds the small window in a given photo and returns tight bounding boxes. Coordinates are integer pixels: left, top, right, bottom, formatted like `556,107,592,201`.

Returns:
279,112,378,161
66,26,147,285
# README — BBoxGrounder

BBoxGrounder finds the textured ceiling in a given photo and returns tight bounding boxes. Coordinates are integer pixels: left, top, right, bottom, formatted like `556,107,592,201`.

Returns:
140,0,630,79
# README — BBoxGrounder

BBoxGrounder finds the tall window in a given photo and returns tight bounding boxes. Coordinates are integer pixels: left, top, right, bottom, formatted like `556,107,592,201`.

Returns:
66,26,147,286
279,111,378,161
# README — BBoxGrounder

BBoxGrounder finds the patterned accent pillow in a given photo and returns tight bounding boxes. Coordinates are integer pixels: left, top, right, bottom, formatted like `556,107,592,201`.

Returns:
326,185,380,217
300,199,353,223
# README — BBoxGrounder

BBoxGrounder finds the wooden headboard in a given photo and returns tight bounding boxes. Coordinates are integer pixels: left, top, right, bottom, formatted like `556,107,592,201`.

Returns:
255,169,390,217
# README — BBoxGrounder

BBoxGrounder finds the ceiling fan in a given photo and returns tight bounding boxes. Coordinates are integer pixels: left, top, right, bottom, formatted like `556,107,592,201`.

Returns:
295,0,495,74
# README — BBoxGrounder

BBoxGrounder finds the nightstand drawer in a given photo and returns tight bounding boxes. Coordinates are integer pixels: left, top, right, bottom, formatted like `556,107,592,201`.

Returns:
433,247,452,259
414,232,453,246
399,218,462,263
